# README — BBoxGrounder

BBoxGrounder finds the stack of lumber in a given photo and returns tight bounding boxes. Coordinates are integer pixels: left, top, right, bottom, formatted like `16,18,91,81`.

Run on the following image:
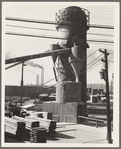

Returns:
26,116,56,133
27,111,52,119
30,127,47,143
5,117,25,140
38,112,52,119
11,116,39,129
26,111,43,118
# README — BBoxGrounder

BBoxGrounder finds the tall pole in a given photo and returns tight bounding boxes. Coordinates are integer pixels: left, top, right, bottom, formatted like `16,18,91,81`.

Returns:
105,49,112,143
20,62,24,106
99,49,112,143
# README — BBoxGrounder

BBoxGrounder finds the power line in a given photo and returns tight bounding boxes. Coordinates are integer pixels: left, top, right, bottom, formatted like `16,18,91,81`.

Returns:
34,54,102,88
88,39,113,43
51,55,103,88
87,49,99,58
6,24,114,37
108,60,113,63
49,52,111,89
89,24,114,29
6,24,56,32
87,32,113,37
87,58,101,70
88,42,114,46
6,32,114,43
44,50,104,88
6,17,56,25
87,54,103,66
6,17,114,29
49,57,102,88
107,49,114,52
108,52,114,55
6,32,65,40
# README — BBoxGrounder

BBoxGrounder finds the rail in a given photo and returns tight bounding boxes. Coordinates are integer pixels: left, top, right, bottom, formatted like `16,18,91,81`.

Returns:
78,115,106,128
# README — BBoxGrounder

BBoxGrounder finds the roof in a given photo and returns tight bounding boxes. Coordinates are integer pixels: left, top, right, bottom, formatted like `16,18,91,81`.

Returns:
39,94,48,97
49,95,56,98
21,104,35,109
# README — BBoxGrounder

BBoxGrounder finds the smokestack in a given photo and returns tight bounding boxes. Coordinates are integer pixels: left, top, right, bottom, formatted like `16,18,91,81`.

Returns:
41,68,44,85
25,61,44,86
36,74,39,86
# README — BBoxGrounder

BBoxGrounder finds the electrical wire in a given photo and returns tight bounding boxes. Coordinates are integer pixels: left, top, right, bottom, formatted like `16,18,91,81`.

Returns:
6,31,114,43
5,48,110,89
6,24,56,32
87,32,113,37
89,24,114,29
6,17,114,29
108,52,114,55
87,49,99,58
54,59,96,88
108,60,113,63
49,53,112,89
49,55,103,88
87,54,103,66
30,53,104,88
64,104,76,116
88,42,114,45
87,58,102,70
5,49,107,90
6,24,114,37
6,32,65,40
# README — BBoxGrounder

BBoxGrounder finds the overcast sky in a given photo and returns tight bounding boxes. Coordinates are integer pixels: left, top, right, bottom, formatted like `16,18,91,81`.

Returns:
2,2,117,86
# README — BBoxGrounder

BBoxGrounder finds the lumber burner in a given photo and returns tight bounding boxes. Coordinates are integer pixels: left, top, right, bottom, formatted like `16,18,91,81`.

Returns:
50,6,90,122
39,6,90,123
51,6,89,99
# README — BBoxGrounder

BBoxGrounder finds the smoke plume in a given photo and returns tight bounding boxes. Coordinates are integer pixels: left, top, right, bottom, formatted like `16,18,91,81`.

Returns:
25,61,43,69
5,51,15,59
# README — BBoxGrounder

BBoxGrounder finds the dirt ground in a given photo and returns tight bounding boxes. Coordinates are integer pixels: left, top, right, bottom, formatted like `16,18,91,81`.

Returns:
5,122,113,144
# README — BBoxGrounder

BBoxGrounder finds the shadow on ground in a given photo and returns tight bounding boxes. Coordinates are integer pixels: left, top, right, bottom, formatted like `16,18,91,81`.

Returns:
47,131,75,141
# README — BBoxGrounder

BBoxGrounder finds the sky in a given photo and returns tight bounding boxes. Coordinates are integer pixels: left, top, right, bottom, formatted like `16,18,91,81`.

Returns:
2,2,117,86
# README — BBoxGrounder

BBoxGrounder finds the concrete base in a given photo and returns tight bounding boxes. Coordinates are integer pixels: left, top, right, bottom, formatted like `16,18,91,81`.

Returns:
56,81,81,103
43,101,86,123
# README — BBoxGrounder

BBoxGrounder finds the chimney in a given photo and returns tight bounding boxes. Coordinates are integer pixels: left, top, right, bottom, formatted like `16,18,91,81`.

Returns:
36,75,39,86
41,68,44,85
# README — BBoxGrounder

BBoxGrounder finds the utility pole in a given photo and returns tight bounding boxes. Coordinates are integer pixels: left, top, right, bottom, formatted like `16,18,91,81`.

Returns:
99,49,112,143
20,62,24,106
20,62,26,106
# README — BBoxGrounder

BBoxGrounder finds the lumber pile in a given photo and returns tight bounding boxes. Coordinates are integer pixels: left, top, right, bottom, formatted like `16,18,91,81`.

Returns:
11,116,47,143
27,111,52,119
5,117,25,140
11,116,39,128
30,127,47,143
38,112,52,119
26,116,56,133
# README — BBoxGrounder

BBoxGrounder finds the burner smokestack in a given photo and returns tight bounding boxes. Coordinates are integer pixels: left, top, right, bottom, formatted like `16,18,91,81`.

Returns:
41,68,44,85
25,61,44,86
36,74,39,86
